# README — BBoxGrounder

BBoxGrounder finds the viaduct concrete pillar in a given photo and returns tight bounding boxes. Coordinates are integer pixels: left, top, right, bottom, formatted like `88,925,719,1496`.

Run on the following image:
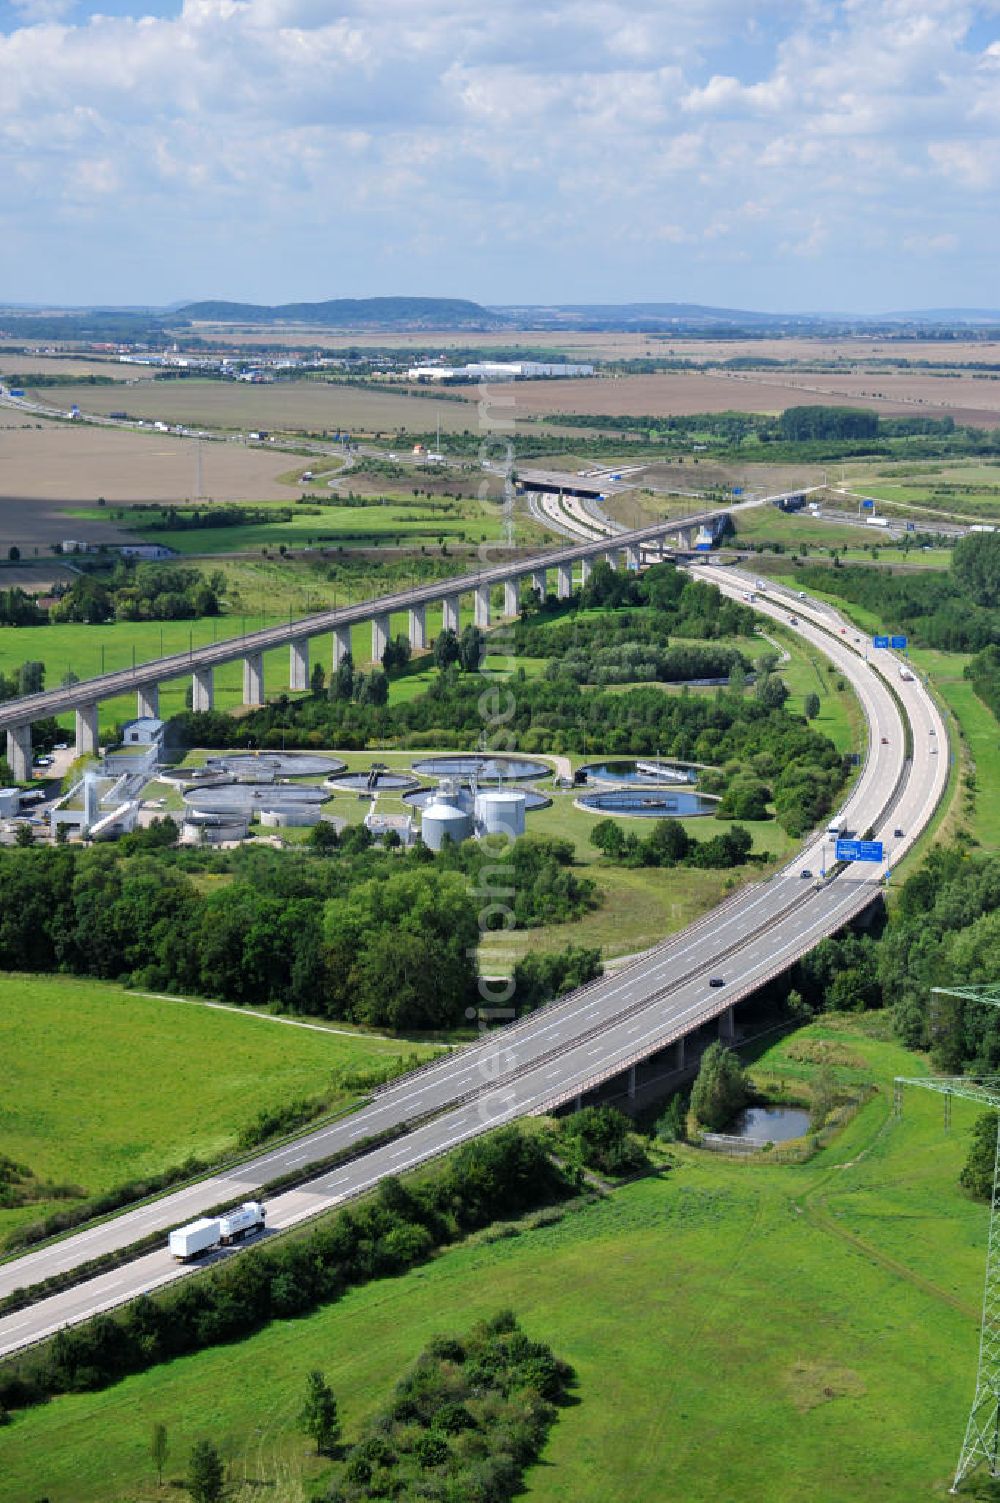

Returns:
6,725,31,782
289,638,309,692
441,594,460,635
627,1064,637,1101
137,684,159,720
675,1037,686,1070
531,568,547,599
604,547,622,571
75,702,99,758
719,1006,736,1042
332,625,352,668
191,667,214,713
243,652,264,706
371,613,390,664
580,556,594,585
556,563,573,599
474,584,491,629
504,577,521,617
627,545,641,572
408,604,427,652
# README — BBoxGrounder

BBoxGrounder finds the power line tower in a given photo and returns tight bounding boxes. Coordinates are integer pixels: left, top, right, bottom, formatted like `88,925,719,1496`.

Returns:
896,982,1000,1492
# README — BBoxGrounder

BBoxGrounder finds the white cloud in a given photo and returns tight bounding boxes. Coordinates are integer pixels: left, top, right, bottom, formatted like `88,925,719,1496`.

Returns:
0,0,996,306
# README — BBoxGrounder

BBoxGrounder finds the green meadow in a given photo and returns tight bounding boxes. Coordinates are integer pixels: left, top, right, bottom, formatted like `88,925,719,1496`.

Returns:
0,974,436,1250
0,1016,987,1503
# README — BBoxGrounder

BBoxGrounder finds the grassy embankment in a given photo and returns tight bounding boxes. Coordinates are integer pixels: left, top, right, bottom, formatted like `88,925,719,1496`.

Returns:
0,974,437,1252
0,1015,987,1503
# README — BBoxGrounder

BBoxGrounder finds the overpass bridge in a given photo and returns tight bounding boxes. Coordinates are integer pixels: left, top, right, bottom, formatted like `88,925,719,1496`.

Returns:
0,557,949,1357
2,508,727,778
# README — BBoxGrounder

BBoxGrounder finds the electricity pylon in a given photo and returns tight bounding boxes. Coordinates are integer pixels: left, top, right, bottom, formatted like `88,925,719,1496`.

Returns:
896,982,1000,1492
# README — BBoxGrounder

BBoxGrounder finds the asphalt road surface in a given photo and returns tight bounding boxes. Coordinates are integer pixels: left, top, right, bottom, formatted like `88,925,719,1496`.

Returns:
0,565,947,1358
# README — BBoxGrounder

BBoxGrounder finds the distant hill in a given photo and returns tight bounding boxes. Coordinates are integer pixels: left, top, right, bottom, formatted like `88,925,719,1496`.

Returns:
176,296,505,329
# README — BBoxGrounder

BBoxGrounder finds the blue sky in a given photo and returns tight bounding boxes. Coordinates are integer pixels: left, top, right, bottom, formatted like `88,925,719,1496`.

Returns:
0,0,998,311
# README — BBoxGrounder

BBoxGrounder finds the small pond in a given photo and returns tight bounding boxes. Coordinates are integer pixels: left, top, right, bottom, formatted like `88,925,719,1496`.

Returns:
579,759,696,786
729,1105,812,1143
576,788,717,818
410,755,551,782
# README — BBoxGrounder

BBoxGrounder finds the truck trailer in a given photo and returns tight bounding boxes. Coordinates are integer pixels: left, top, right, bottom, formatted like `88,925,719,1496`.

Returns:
168,1202,266,1260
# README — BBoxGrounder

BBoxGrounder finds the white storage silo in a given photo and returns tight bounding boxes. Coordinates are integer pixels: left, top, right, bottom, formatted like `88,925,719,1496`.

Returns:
421,799,474,851
476,789,526,839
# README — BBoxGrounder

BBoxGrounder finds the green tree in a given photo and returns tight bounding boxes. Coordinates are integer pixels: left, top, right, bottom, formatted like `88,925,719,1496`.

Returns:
331,652,355,703
151,1421,169,1487
310,661,326,695
299,1369,340,1454
953,531,1000,608
433,628,460,669
690,1041,750,1131
961,1113,999,1201
804,691,821,720
7,545,19,561
186,1438,223,1503
14,822,33,847
458,624,485,673
17,660,44,696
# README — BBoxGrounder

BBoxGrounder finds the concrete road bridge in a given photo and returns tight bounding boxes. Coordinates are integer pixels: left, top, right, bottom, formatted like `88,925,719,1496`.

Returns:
1,509,727,777
0,530,949,1358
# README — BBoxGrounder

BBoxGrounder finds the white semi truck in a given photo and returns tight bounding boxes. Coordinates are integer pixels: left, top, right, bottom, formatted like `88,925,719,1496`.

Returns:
168,1202,266,1261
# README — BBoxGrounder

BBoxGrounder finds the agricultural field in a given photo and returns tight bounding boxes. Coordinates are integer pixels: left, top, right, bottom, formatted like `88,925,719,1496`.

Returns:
30,379,486,437
0,973,437,1251
0,1015,986,1503
0,420,301,521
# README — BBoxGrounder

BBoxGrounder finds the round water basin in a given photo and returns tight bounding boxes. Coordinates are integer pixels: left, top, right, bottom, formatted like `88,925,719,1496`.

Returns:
327,770,419,792
729,1105,812,1143
404,786,551,812
410,755,550,782
576,788,716,818
184,783,328,815
579,759,696,785
206,753,346,779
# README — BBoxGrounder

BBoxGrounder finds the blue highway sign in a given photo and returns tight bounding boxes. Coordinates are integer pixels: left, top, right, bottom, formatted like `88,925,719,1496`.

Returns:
890,635,908,650
836,838,884,863
872,635,890,649
862,498,875,510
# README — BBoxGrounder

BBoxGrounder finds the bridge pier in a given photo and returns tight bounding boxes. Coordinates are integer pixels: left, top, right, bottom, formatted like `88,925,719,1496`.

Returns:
191,667,214,713
675,1036,686,1069
137,684,159,720
372,613,390,664
556,563,573,599
289,638,309,692
531,568,547,599
474,584,491,629
441,594,460,635
580,555,594,585
243,652,264,706
408,604,427,652
604,548,622,570
75,702,99,758
719,1006,736,1042
504,577,521,616
626,545,641,571
332,625,351,668
5,724,31,782
627,1064,637,1101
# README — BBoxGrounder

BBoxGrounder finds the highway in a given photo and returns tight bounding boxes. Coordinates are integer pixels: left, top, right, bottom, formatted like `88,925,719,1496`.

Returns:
0,557,948,1358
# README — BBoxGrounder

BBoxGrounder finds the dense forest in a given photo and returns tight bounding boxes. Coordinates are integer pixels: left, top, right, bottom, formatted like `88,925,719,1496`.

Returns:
795,531,1000,653
51,561,225,624
0,837,600,1030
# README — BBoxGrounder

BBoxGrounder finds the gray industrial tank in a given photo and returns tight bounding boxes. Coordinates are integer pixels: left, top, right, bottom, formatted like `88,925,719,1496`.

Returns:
421,799,474,851
476,789,526,838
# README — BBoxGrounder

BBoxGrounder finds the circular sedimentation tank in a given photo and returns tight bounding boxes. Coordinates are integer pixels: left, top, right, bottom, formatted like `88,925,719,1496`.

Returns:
404,786,550,812
410,755,551,782
576,788,718,818
205,753,346,779
579,759,696,786
326,769,419,792
184,783,328,815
